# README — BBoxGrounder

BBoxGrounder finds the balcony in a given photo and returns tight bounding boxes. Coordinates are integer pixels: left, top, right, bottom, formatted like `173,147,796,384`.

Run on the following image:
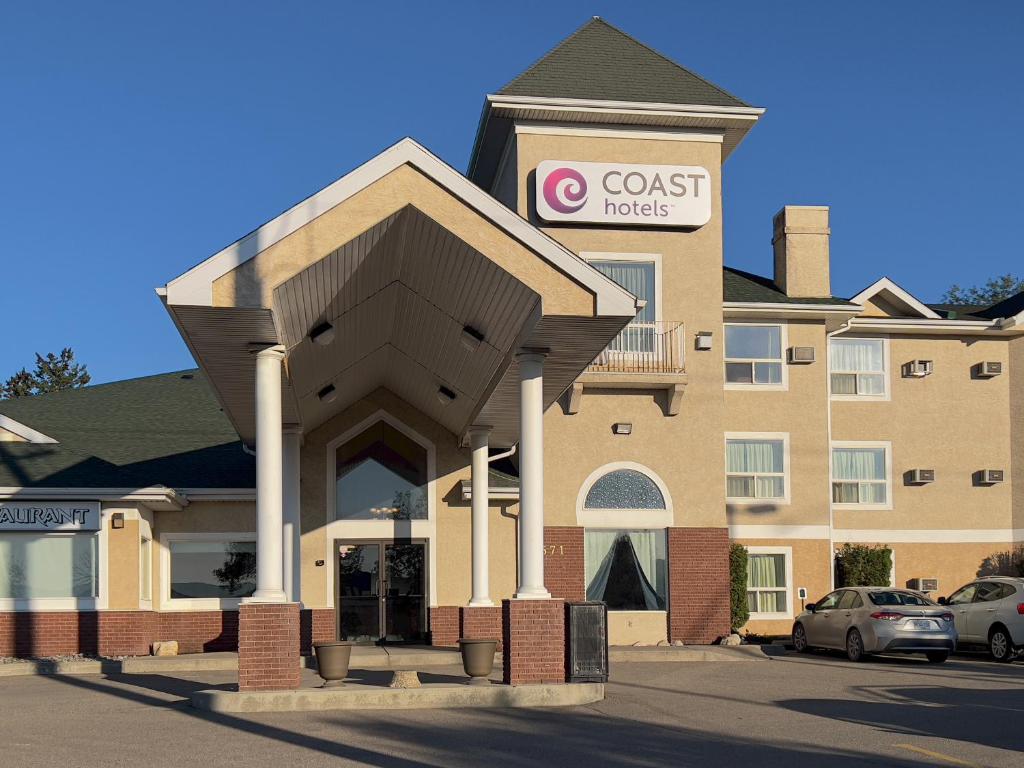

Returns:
571,321,688,416
586,321,685,375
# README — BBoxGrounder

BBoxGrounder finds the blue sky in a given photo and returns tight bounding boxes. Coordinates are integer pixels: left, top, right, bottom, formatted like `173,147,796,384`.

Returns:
2,1,1022,385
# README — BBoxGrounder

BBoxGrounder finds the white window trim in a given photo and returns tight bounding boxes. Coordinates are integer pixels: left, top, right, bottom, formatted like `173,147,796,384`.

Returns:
724,322,789,391
724,432,791,506
830,441,894,511
159,531,257,611
829,336,891,401
576,461,673,528
745,545,793,620
139,516,153,608
324,410,437,608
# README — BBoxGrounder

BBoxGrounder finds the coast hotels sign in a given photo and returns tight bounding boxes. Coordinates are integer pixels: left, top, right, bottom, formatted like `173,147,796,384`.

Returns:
0,501,101,531
536,160,711,227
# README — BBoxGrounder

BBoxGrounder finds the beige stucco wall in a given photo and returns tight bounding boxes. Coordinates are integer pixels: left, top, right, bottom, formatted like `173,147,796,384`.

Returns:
1011,335,1024,532
0,426,26,442
515,131,728,531
772,206,831,298
725,319,831,528
832,334,1013,532
212,164,593,316
106,510,140,611
608,611,668,645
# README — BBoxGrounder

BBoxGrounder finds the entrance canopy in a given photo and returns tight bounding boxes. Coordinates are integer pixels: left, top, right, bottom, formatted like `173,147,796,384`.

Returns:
158,139,637,447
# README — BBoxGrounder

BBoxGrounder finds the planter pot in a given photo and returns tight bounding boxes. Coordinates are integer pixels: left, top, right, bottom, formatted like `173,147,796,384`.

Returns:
314,641,353,688
459,638,497,686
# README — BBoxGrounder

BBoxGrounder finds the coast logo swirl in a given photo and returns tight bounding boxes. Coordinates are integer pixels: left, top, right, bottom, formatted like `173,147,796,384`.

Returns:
542,167,587,214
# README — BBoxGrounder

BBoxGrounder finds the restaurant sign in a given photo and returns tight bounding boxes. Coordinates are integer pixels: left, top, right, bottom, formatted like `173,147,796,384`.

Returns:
536,160,712,227
0,501,101,531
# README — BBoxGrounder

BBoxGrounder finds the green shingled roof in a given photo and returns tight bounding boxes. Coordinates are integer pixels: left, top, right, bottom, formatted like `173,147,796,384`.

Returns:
498,18,748,108
0,370,253,489
723,266,857,306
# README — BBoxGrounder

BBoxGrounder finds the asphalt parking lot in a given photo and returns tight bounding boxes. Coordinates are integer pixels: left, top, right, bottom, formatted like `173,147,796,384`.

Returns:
1,651,1021,767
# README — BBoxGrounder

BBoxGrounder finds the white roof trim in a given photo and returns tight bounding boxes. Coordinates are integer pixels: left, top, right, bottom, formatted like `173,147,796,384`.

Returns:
0,414,58,444
487,93,766,118
723,301,861,314
161,138,638,318
850,277,941,319
0,486,187,510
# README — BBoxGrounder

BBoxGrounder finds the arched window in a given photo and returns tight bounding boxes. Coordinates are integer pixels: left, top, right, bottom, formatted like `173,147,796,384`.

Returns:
584,469,665,510
577,464,671,612
335,421,428,520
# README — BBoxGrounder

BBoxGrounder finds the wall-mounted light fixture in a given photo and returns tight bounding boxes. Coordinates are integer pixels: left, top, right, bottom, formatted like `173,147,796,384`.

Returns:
317,384,337,404
612,422,632,435
309,321,335,346
460,325,485,352
695,331,713,351
111,512,125,530
437,385,457,405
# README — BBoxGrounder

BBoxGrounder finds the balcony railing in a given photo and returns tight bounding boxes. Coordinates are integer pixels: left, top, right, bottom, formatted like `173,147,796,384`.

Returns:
586,321,685,375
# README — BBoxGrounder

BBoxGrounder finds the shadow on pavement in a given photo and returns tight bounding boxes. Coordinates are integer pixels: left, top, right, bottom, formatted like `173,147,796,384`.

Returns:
30,671,933,767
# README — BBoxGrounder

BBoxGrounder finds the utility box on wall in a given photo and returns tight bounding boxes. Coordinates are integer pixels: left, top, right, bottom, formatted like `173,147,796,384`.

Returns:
565,601,609,683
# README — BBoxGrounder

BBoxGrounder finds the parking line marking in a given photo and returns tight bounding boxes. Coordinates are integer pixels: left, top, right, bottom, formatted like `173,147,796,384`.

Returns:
893,743,979,767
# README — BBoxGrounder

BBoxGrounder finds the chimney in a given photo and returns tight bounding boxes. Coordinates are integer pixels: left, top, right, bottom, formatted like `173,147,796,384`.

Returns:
772,206,831,298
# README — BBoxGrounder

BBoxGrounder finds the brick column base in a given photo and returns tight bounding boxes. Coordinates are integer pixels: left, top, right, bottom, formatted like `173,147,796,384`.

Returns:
667,527,731,644
502,599,565,685
544,527,585,601
461,606,503,649
238,602,300,691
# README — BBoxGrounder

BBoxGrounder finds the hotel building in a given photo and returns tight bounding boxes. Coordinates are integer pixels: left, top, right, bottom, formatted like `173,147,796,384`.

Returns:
2,19,1022,684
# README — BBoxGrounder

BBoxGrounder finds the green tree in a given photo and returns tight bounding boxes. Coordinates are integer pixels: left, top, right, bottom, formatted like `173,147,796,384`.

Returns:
2,348,91,399
729,543,750,631
942,274,1024,306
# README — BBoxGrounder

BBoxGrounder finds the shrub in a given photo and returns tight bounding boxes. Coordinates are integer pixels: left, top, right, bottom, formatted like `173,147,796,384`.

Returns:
835,543,892,587
729,543,749,631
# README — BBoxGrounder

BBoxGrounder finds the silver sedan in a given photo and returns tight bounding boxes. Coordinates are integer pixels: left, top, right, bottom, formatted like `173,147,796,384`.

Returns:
792,587,957,663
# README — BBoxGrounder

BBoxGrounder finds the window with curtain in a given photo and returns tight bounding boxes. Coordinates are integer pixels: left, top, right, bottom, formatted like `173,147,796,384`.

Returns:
747,552,788,614
727,438,785,499
590,260,656,353
830,338,885,396
584,469,666,510
585,530,667,610
832,446,888,504
725,325,783,384
0,533,98,600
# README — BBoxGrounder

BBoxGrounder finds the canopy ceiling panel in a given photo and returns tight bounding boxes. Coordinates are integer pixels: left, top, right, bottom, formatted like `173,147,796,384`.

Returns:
272,205,542,437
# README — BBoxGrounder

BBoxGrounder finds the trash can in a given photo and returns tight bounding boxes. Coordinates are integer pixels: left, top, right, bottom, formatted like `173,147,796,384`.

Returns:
565,601,608,683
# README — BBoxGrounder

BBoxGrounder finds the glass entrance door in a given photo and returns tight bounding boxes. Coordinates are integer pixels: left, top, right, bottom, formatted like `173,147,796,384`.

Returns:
337,540,426,644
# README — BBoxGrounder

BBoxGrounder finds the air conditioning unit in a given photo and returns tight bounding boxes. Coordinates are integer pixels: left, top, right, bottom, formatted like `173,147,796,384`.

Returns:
902,360,933,378
908,577,939,593
788,346,815,364
979,469,1005,484
974,361,1003,378
908,469,935,484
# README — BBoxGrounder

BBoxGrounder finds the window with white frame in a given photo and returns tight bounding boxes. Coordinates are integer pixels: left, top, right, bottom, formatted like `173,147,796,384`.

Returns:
746,549,790,616
830,338,886,396
725,324,783,385
590,259,657,353
168,539,256,600
832,446,889,505
0,533,98,599
726,437,786,501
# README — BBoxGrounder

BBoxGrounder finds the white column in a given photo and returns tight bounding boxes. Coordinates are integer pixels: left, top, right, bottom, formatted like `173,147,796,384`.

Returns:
250,346,287,603
515,351,550,599
468,426,493,607
282,428,302,604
